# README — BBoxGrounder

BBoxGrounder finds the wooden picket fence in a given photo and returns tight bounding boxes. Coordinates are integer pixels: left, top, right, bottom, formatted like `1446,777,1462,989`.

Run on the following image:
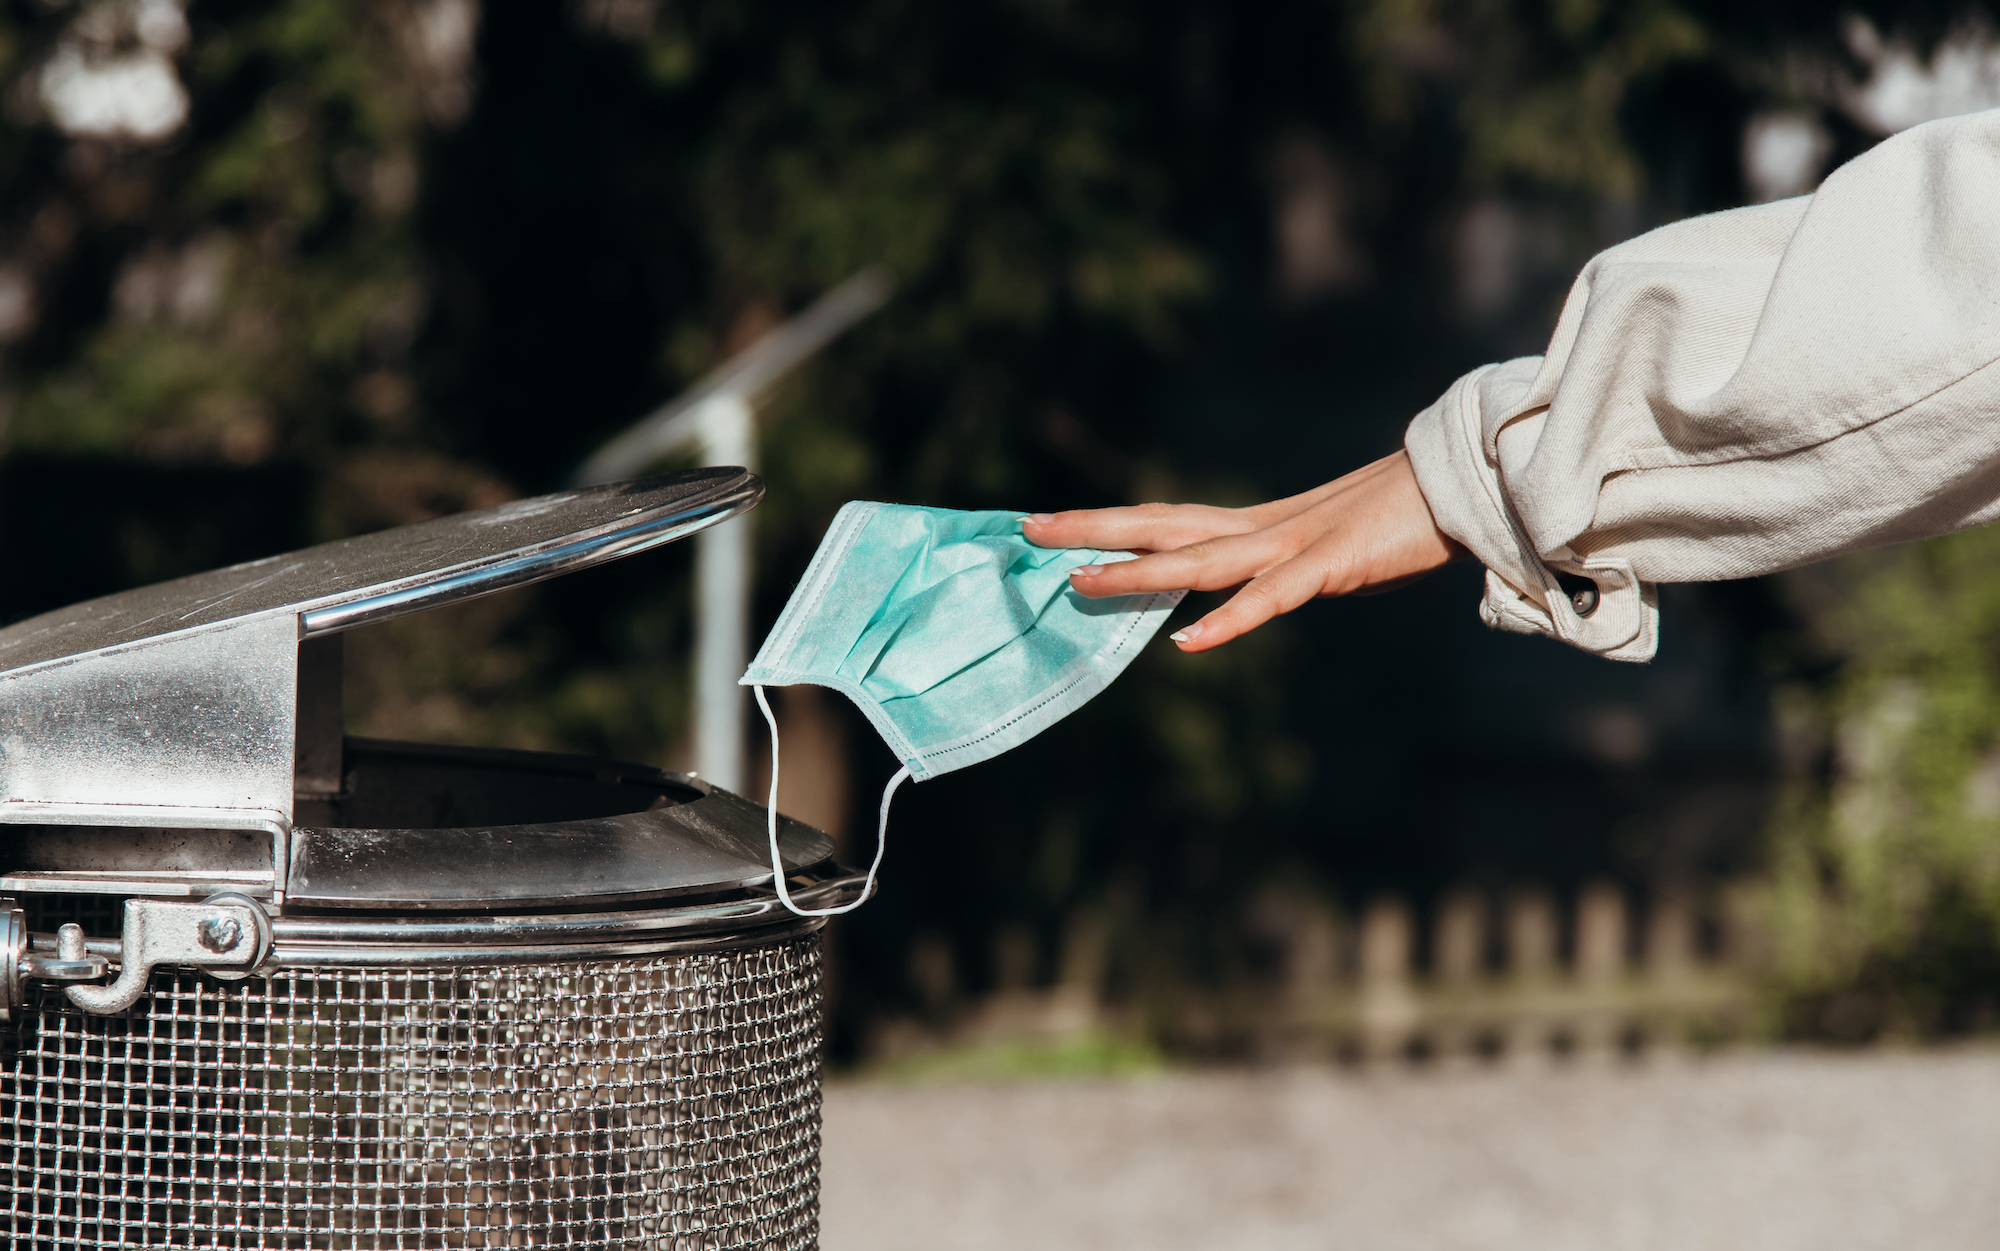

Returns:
1217,883,1755,1063
871,881,1757,1067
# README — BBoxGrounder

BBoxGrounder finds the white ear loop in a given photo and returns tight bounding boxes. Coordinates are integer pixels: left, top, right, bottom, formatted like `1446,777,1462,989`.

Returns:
755,684,907,917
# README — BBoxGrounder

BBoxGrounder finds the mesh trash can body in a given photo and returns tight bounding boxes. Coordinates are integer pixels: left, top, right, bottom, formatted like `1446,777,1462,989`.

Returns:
0,472,862,1249
3,939,825,1249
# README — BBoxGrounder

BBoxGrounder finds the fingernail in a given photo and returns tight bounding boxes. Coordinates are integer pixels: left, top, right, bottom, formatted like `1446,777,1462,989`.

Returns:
1024,513,1055,525
1171,622,1204,644
1071,564,1104,577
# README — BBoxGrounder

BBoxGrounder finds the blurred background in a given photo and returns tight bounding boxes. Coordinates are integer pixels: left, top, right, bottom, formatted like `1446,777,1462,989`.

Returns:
4,0,2000,1082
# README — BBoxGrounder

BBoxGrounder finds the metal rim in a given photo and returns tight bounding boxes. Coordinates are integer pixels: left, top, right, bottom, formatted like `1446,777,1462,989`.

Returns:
257,870,870,968
268,918,830,968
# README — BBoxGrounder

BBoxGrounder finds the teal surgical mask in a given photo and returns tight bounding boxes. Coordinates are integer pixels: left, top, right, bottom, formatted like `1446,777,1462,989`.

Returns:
742,501,1184,915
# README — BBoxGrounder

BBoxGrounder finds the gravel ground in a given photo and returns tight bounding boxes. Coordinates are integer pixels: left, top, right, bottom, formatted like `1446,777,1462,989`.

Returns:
820,1049,2000,1251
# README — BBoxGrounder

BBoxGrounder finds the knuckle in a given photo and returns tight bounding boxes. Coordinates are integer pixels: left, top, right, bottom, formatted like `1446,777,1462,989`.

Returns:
1304,541,1354,589
1176,544,1236,585
1232,579,1279,612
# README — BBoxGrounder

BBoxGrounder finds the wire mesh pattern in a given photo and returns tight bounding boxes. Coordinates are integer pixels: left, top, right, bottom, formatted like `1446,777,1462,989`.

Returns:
0,935,824,1249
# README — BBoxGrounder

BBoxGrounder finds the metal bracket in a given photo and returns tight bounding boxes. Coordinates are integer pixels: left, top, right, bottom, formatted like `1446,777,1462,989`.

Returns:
3,900,112,1021
1,904,20,1023
58,893,273,1015
0,803,291,907
25,924,111,983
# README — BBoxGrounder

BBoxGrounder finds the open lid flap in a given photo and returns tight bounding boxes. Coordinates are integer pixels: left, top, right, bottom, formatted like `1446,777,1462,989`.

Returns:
0,469,760,855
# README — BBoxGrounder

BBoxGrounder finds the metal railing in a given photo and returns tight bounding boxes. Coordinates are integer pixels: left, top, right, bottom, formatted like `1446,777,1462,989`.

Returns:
571,269,892,794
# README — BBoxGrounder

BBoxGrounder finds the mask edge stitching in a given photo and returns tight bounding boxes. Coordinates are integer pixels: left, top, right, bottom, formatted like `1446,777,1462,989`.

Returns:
744,500,884,673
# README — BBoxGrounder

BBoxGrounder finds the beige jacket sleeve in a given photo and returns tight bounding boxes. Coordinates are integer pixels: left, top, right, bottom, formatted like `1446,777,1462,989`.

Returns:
1405,108,2000,662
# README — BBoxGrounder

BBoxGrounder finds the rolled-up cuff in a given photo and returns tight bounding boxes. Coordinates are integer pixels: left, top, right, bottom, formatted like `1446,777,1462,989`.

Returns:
1404,360,1659,662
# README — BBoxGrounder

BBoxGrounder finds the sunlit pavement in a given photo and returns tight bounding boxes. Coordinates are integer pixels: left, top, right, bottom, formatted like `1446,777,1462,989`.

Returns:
820,1048,2000,1251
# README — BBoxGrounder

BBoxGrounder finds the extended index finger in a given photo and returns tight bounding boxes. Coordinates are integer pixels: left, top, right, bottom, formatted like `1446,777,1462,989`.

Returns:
1022,502,1254,554
1068,523,1305,599
1024,468,1386,555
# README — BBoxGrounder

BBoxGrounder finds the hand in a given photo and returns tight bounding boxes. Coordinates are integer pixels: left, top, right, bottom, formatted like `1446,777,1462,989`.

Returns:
1023,449,1466,652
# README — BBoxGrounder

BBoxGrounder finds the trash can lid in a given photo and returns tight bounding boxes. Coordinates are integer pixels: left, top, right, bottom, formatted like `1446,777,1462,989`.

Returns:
0,469,762,882
0,468,758,670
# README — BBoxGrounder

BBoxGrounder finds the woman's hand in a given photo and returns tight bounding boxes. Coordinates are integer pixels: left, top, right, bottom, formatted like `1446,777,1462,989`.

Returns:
1023,449,1466,652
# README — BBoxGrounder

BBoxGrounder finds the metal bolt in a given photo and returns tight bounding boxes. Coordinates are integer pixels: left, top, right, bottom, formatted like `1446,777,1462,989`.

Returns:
198,914,244,954
57,924,85,961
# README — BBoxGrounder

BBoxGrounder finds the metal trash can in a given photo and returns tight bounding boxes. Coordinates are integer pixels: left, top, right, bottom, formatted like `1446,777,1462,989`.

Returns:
0,469,864,1249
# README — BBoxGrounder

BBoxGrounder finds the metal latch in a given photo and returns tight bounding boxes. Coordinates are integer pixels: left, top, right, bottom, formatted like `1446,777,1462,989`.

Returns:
3,893,273,1018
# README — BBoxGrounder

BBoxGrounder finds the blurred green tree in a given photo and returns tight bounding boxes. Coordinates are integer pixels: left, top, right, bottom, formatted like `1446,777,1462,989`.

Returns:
1761,529,2000,1040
